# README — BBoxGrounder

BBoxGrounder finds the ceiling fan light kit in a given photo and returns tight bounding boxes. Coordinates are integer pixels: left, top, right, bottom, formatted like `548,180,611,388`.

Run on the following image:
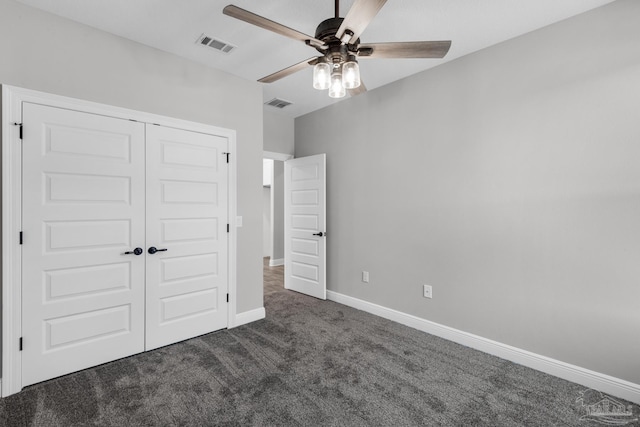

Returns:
315,55,360,98
313,61,331,90
223,0,451,99
328,69,346,98
342,56,361,89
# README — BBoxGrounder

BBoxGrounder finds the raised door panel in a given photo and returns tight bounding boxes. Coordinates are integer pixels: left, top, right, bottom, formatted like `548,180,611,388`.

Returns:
21,103,146,387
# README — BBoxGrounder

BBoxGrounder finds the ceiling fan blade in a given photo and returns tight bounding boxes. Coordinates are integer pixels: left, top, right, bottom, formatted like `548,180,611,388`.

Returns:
336,0,388,43
348,81,367,97
258,57,320,83
223,5,326,48
357,41,451,59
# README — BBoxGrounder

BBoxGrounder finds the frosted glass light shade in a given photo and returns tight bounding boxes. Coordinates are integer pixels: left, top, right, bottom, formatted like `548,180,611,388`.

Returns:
342,60,361,89
313,62,331,90
328,71,346,98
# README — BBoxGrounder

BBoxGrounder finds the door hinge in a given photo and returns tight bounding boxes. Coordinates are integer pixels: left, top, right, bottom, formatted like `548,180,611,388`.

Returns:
223,152,230,163
14,122,23,140
227,224,230,233
226,293,229,303
19,337,23,351
19,231,23,245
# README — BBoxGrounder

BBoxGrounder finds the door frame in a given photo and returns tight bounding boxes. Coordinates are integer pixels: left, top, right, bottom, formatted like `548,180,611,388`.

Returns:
263,151,293,162
1,85,238,397
263,151,293,267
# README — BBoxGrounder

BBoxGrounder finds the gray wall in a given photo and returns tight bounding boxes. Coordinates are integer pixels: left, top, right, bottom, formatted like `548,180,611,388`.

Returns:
295,0,640,384
263,111,291,263
271,161,285,262
0,0,264,315
264,111,295,155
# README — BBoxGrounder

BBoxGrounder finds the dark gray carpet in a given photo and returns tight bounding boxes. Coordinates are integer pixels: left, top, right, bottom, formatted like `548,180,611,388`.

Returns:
1,265,638,426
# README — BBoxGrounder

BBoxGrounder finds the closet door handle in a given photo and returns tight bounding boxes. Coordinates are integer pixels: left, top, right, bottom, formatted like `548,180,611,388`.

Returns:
148,246,168,255
312,232,325,237
124,247,143,255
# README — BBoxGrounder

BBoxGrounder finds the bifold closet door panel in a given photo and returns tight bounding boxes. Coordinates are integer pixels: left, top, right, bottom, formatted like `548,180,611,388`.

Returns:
145,124,229,350
21,103,147,387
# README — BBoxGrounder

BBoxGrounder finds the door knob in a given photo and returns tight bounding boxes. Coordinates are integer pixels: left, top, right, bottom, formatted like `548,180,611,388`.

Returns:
124,247,143,255
148,246,168,254
312,232,325,237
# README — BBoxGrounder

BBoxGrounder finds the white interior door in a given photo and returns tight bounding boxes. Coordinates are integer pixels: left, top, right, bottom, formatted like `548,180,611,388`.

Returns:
284,154,326,299
145,125,228,350
21,103,146,387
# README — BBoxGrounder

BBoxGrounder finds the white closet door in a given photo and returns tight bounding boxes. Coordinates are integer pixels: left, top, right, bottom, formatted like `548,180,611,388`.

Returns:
21,103,146,387
145,125,229,350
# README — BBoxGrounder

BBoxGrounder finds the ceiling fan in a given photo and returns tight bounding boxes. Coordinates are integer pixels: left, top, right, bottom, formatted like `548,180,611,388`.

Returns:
223,0,451,98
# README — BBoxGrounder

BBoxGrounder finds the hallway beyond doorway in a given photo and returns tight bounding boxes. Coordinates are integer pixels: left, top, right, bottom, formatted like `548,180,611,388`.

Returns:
264,257,284,296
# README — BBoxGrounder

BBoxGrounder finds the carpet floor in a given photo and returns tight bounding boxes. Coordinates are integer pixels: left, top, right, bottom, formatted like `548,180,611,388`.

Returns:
1,259,638,426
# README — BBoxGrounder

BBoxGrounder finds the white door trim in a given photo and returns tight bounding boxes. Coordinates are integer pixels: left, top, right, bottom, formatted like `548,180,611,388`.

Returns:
263,151,293,162
1,85,238,397
2,85,24,398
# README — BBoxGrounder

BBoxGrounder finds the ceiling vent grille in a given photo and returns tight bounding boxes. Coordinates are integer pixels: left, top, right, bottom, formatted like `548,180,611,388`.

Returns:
197,34,236,54
265,98,293,109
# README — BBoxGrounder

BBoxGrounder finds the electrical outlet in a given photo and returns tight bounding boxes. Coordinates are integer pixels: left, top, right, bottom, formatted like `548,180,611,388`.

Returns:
362,271,370,283
423,284,432,299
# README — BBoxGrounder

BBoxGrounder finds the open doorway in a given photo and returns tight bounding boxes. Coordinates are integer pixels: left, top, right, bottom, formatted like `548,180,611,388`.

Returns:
263,152,292,295
263,152,328,300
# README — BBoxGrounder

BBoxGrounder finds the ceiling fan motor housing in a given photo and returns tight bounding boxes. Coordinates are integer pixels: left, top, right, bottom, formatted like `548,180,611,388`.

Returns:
314,17,359,62
315,17,343,41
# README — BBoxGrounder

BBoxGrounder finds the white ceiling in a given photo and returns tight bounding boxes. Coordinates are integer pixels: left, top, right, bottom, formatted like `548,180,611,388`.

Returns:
17,0,615,117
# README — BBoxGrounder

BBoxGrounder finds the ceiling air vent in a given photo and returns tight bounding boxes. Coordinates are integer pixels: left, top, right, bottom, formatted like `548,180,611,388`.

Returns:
265,98,293,109
197,34,236,54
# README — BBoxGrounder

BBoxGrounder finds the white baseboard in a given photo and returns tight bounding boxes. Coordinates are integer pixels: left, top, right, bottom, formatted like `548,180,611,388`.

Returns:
327,290,640,405
233,307,266,328
269,258,284,267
